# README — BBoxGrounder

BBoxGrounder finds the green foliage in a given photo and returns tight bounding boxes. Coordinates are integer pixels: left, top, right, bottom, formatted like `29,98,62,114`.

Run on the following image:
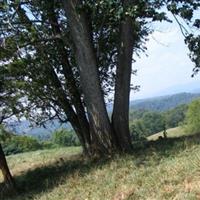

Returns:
51,129,80,147
0,125,42,155
164,104,188,128
141,112,165,136
0,125,13,142
130,104,188,140
130,112,165,139
0,125,81,156
0,0,199,125
130,119,147,141
186,34,200,76
3,136,41,155
184,99,200,134
40,141,57,149
129,108,148,121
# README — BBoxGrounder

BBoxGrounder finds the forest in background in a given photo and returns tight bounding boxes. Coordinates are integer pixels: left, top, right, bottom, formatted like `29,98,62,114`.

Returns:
1,92,200,157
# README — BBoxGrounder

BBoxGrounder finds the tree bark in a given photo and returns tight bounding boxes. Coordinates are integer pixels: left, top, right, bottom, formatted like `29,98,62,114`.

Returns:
62,0,114,154
45,2,92,155
16,5,92,155
47,66,90,155
112,0,134,151
0,144,15,191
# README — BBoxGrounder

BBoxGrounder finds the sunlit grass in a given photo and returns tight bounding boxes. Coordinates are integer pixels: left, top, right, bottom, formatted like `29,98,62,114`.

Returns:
147,126,192,141
2,131,200,200
0,147,81,183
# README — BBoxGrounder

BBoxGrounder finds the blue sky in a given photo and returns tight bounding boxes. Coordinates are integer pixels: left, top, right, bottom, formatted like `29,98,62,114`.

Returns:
130,18,200,100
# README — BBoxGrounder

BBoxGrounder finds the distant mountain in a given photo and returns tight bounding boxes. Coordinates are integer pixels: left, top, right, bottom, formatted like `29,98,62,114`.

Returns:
130,92,200,112
8,120,71,139
7,92,200,138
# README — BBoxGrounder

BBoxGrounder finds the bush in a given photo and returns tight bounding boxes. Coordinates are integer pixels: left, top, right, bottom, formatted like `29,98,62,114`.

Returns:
184,99,200,134
2,135,42,155
0,125,42,155
51,129,80,147
130,112,165,140
142,112,165,136
164,104,188,128
130,120,147,141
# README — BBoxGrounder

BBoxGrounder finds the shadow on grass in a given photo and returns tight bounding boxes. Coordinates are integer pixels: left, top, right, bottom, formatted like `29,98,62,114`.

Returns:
133,132,200,160
150,132,200,151
1,154,111,200
2,132,200,200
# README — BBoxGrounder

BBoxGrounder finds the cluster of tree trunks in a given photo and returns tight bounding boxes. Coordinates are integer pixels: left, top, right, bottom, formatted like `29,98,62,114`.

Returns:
0,0,135,190
16,0,134,156
0,0,199,193
62,0,133,155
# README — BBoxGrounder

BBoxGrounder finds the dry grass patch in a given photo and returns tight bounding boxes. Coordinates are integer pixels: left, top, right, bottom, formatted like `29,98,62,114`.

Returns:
3,133,200,200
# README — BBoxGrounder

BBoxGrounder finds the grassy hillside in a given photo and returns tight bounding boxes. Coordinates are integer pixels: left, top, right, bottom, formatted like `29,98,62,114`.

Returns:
0,147,81,183
2,131,200,200
147,126,187,141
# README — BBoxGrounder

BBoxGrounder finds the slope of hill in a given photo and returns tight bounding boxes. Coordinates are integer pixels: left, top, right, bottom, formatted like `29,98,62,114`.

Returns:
130,92,200,112
147,126,187,141
3,130,200,200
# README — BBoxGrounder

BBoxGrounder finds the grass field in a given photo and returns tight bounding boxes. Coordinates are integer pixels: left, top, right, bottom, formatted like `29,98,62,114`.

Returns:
147,126,192,141
2,129,200,200
0,147,81,183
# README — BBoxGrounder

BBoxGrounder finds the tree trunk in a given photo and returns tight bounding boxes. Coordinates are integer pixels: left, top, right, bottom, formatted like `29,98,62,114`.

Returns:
112,0,134,152
0,144,15,191
16,5,92,156
45,2,92,155
47,66,91,155
62,0,114,155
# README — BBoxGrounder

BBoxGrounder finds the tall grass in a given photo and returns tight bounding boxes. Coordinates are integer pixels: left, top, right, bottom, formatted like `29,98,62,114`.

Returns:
2,133,200,200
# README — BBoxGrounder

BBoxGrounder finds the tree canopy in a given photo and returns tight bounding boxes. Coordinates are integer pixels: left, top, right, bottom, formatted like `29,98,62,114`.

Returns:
184,99,200,134
0,0,199,156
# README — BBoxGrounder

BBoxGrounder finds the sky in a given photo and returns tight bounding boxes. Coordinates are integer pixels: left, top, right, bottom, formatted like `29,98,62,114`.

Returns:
130,17,200,100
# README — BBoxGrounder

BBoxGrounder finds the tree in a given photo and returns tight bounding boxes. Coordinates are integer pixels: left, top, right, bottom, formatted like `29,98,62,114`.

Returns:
62,0,114,154
0,126,16,192
0,143,15,192
142,112,165,136
59,0,171,152
164,104,188,128
0,61,20,191
0,0,199,156
52,129,80,147
112,0,137,151
130,112,165,138
167,1,200,79
184,99,200,134
130,119,147,141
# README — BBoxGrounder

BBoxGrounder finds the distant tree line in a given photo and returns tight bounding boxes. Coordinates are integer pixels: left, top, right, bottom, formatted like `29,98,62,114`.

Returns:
0,102,195,156
184,99,200,135
129,104,188,140
0,126,79,156
130,93,199,112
